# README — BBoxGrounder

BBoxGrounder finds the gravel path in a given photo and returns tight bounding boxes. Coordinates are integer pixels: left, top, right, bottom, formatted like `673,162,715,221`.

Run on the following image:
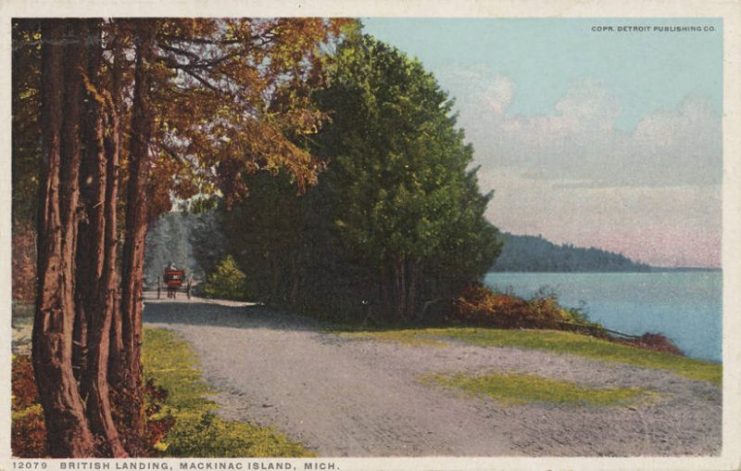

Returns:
143,295,721,457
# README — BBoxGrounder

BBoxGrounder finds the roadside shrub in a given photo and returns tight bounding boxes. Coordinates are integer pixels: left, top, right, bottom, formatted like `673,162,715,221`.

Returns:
451,282,577,329
143,380,177,454
203,256,248,301
12,405,47,458
451,282,683,356
452,283,527,327
12,355,38,410
12,354,175,458
163,412,310,458
110,379,176,457
11,355,47,457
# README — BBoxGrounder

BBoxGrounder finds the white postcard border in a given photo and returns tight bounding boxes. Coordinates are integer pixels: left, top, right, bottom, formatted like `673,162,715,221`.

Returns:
1,1,739,470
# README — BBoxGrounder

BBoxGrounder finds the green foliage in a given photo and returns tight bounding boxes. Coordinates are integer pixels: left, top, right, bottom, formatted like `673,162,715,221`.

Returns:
202,256,248,301
492,232,652,272
341,327,721,385
315,35,502,295
428,372,650,406
142,328,313,457
220,172,309,304
11,20,41,225
220,33,502,322
11,355,47,457
11,350,178,458
164,413,311,458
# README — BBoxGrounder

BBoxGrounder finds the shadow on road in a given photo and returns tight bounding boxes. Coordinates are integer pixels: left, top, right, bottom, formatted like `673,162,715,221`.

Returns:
143,298,322,332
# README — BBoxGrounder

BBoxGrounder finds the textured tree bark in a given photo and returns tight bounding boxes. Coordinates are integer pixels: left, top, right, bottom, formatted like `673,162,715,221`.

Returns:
120,19,157,438
76,20,128,457
378,264,392,322
406,259,418,320
289,255,301,305
99,68,126,456
33,19,95,458
74,19,98,388
393,255,407,321
107,29,125,386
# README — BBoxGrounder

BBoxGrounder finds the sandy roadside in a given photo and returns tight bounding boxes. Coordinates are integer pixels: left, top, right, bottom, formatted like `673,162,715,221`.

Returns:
141,297,721,457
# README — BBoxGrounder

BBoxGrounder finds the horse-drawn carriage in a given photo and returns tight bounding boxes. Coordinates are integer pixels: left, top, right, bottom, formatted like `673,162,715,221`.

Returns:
157,264,192,299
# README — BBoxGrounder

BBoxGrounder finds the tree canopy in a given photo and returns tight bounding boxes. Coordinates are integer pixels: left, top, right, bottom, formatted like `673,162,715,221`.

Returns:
220,34,501,321
13,17,352,457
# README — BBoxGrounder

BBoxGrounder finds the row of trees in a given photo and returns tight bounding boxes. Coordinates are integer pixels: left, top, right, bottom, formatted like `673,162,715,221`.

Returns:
13,18,350,457
218,35,502,322
491,233,651,272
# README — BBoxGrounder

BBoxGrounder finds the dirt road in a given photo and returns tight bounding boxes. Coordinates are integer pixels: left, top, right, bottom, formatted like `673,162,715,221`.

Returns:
143,296,721,457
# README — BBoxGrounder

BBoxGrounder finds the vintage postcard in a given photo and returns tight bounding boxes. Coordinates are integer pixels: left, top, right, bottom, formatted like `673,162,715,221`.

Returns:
2,1,740,470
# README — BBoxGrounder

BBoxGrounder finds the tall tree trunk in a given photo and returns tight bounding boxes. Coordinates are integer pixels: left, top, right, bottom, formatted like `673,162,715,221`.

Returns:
378,264,387,320
107,27,125,384
289,255,300,304
393,255,407,321
120,20,156,439
33,19,95,458
76,20,128,457
270,255,280,301
406,259,418,320
101,68,125,454
74,19,97,389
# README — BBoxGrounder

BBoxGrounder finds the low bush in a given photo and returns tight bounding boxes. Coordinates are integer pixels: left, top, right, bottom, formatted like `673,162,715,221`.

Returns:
202,255,249,301
450,282,683,356
11,355,175,458
164,413,310,457
451,282,603,332
11,356,47,458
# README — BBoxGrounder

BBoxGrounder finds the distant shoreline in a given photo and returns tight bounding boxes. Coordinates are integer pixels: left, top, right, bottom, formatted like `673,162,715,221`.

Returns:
491,233,720,273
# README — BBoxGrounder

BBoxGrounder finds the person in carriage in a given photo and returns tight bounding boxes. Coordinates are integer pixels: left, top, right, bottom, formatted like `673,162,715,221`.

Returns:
158,261,192,299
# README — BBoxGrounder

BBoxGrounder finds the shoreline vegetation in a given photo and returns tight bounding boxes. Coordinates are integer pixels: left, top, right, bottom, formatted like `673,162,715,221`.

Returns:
329,283,721,387
322,281,694,359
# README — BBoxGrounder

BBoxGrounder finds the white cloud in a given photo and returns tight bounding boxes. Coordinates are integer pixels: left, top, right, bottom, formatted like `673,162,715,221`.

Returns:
440,69,721,188
437,67,722,266
483,75,514,114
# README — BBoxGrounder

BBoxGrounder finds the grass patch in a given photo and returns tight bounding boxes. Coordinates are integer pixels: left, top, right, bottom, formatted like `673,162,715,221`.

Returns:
143,328,313,457
428,372,650,406
337,329,448,347
342,327,721,386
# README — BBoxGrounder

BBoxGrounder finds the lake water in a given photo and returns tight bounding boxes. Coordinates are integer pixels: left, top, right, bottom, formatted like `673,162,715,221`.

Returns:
484,272,722,362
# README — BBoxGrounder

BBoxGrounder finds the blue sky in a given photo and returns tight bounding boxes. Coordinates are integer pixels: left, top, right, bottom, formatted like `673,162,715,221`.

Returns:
364,18,722,131
363,18,723,267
